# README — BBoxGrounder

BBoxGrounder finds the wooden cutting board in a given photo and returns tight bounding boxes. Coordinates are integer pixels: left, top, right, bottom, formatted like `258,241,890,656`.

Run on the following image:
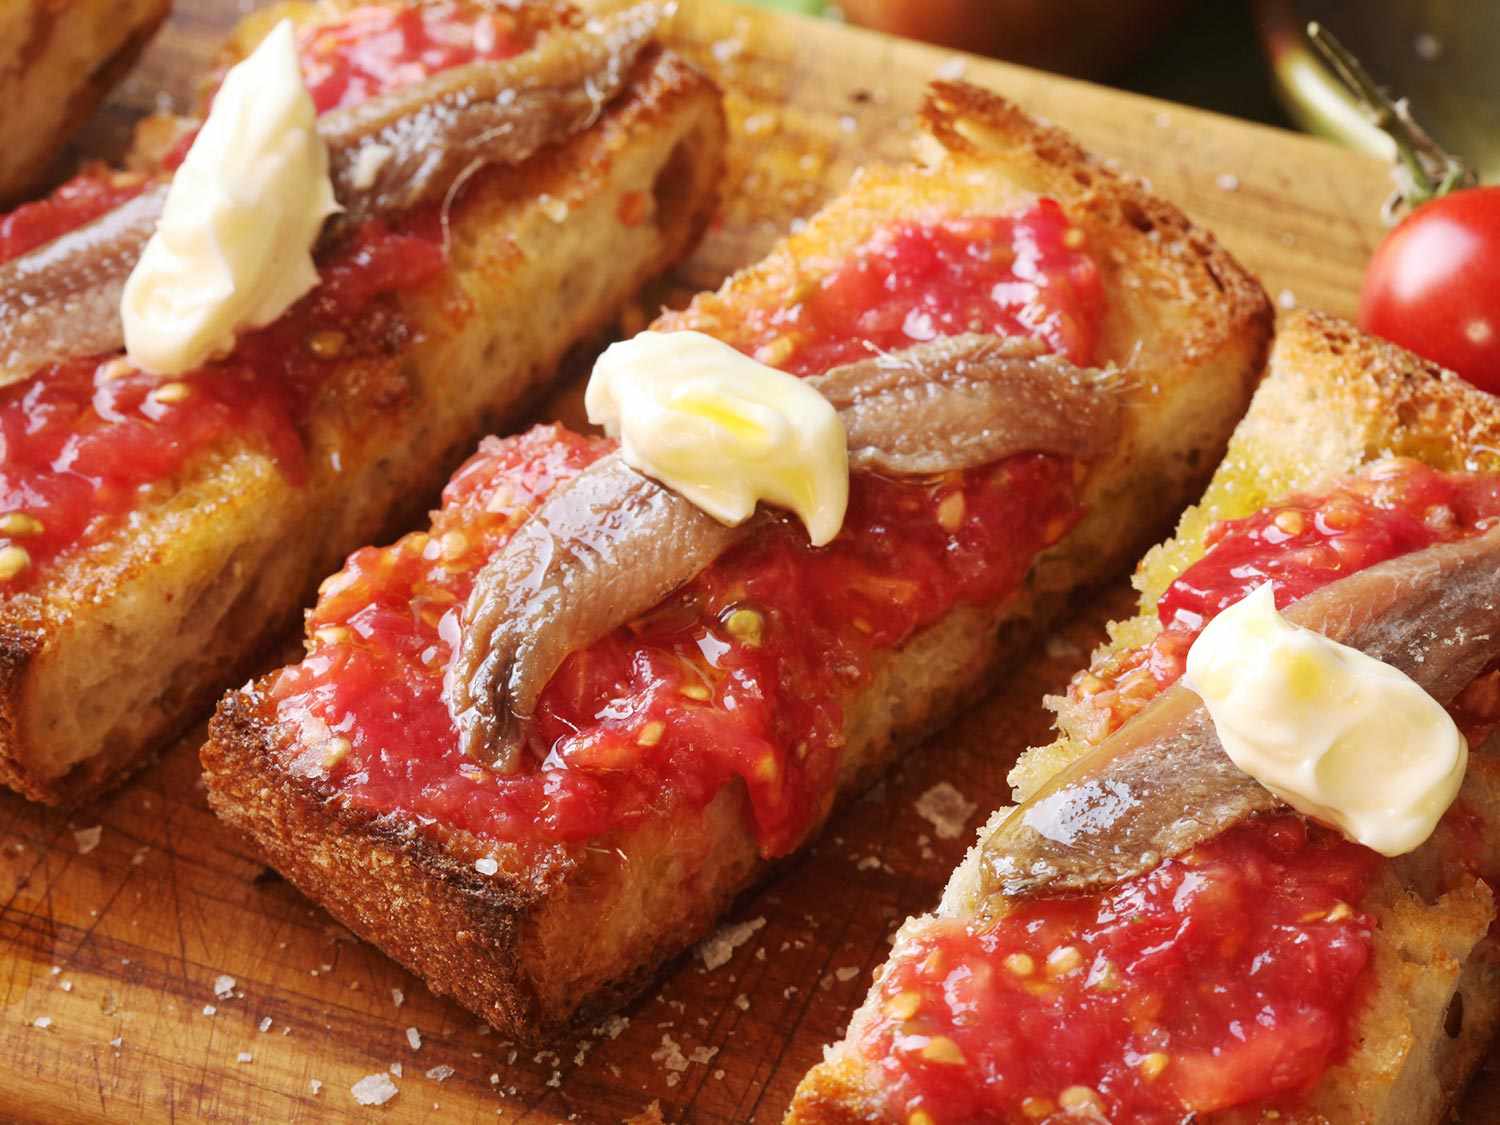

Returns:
6,2,1488,1122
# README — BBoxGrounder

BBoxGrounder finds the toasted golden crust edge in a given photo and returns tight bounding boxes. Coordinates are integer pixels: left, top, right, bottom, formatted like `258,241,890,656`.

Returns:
202,82,1270,1041
0,44,727,804
920,79,1270,358
206,689,575,1037
204,601,1059,1041
670,80,1269,389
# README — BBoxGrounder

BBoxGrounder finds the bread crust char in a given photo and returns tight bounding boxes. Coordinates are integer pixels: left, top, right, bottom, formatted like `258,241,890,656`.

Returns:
0,17,728,802
791,312,1500,1123
202,82,1270,1042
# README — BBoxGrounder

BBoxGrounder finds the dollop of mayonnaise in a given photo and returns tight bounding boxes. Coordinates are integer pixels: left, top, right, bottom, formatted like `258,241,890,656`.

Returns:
586,331,849,546
1183,583,1466,856
121,19,339,375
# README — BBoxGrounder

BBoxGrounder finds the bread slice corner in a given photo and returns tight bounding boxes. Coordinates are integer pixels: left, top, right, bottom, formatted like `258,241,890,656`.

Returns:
791,311,1500,1123
0,8,727,804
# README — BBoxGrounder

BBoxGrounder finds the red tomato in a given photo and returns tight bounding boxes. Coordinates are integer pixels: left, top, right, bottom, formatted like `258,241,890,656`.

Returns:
1360,187,1500,393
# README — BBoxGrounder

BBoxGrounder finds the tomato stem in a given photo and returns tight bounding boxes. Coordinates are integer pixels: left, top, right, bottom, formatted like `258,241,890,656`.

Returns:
1307,22,1474,218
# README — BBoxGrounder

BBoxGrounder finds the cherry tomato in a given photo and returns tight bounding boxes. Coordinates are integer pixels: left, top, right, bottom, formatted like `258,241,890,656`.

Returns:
1360,186,1500,394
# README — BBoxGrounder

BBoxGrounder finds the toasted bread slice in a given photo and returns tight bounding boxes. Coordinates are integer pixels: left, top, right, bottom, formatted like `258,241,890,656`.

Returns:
0,3,727,802
0,0,170,203
201,82,1270,1042
790,311,1500,1123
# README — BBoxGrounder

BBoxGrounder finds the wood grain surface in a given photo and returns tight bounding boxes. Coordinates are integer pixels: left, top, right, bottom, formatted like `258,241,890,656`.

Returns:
5,2,1490,1122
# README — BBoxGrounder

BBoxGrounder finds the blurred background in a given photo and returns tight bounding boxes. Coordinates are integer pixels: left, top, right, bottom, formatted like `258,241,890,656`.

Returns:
751,0,1500,179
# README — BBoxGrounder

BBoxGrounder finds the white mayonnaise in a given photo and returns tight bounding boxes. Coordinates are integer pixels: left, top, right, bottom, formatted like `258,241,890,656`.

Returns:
1183,583,1466,856
585,330,849,545
121,20,339,375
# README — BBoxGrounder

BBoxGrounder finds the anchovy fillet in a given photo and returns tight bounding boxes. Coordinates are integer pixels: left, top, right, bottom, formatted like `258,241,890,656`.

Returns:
0,4,662,386
448,336,1120,771
978,523,1500,907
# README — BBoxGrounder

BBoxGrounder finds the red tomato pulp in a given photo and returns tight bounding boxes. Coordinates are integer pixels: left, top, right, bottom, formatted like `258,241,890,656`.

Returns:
0,1,525,587
267,205,1106,854
864,458,1500,1122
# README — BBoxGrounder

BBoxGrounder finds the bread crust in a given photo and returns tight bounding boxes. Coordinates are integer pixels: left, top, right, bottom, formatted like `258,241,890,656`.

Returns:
0,9,728,802
0,0,171,203
202,81,1270,1042
791,312,1500,1123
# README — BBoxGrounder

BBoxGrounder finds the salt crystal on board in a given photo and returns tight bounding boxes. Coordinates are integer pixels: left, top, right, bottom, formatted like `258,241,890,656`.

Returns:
351,1073,398,1106
914,782,976,840
697,917,765,970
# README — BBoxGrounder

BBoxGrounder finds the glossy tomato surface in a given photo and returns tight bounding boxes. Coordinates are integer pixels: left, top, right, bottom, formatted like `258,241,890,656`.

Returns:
1360,187,1500,394
269,206,1105,855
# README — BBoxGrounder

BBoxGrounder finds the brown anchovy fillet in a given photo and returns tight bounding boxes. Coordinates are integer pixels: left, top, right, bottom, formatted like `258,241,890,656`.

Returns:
0,4,662,387
806,334,1121,475
449,335,1118,771
977,522,1500,910
321,2,662,229
448,455,756,772
0,184,167,384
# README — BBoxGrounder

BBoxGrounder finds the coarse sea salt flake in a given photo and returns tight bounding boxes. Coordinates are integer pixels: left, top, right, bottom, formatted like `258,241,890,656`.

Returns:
915,782,976,839
213,974,236,999
351,1073,399,1106
406,1026,422,1050
74,826,102,855
652,1034,689,1072
697,917,765,970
